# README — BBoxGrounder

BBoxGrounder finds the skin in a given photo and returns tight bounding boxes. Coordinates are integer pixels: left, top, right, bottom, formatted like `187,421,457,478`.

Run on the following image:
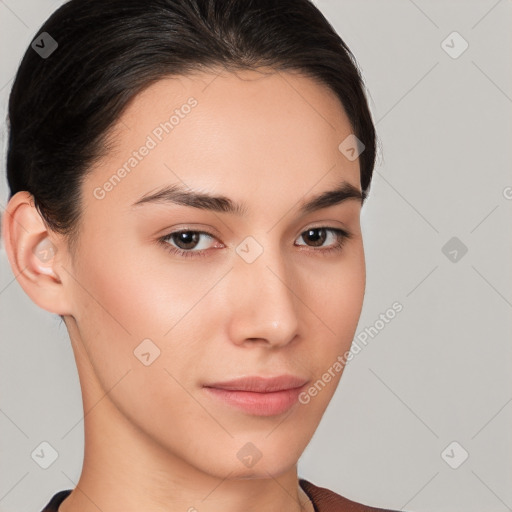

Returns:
3,68,366,512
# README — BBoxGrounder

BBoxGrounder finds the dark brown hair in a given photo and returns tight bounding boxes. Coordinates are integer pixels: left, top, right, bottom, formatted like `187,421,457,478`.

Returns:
6,0,377,253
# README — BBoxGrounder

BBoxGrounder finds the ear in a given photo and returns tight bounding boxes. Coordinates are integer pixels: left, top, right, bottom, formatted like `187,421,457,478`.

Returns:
1,191,73,315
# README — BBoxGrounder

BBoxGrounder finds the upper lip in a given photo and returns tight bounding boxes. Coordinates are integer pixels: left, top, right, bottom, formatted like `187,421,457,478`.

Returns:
204,375,309,393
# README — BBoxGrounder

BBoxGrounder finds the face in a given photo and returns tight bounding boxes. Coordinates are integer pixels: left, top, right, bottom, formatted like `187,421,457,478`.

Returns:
46,68,366,478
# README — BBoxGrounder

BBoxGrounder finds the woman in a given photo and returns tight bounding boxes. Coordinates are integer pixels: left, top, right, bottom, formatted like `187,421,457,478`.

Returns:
2,0,403,510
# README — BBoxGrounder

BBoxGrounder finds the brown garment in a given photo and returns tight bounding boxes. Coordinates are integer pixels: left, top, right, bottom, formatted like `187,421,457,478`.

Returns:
299,479,402,511
40,479,402,511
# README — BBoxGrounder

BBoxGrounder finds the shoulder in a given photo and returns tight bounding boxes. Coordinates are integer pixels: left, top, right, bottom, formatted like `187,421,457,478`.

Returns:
299,478,403,512
40,490,72,512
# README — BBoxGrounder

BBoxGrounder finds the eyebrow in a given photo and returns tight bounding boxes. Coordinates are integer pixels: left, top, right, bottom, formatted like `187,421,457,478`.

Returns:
131,179,365,215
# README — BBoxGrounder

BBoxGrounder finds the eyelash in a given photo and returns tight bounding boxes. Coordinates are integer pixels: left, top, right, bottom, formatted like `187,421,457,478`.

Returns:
157,227,352,259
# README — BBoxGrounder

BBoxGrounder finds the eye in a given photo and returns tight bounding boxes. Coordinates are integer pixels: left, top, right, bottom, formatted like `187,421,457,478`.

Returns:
157,226,352,259
158,230,219,258
295,227,352,255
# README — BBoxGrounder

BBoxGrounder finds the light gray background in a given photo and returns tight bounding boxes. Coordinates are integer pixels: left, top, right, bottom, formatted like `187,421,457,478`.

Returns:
1,1,511,511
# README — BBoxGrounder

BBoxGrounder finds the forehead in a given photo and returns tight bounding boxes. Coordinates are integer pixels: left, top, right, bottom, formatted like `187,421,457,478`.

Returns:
83,68,361,216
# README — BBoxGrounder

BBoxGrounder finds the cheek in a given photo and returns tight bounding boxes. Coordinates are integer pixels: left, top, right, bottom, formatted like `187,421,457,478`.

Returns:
294,243,365,400
68,234,226,383
73,230,216,335
297,243,366,339
67,240,214,431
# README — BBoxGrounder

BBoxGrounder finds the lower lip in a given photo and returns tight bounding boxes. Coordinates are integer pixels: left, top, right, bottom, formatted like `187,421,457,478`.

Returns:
203,385,306,416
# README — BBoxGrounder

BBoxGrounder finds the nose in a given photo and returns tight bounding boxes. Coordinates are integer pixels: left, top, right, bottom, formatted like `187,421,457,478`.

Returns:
226,243,301,349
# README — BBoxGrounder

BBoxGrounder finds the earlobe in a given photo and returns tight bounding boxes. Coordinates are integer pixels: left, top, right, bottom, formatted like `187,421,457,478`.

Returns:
1,191,73,315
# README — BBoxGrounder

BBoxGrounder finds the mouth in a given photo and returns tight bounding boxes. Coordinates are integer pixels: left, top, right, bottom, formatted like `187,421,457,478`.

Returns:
202,375,309,416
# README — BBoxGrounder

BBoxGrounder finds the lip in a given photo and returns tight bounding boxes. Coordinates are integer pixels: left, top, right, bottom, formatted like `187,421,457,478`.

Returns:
204,375,309,392
203,375,309,416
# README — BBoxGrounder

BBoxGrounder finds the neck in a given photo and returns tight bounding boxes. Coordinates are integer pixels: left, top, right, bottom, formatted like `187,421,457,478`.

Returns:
58,320,315,512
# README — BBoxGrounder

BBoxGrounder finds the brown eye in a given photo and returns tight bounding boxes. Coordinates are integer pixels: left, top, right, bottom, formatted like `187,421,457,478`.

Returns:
301,228,328,247
158,230,218,258
295,227,352,255
171,231,203,250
